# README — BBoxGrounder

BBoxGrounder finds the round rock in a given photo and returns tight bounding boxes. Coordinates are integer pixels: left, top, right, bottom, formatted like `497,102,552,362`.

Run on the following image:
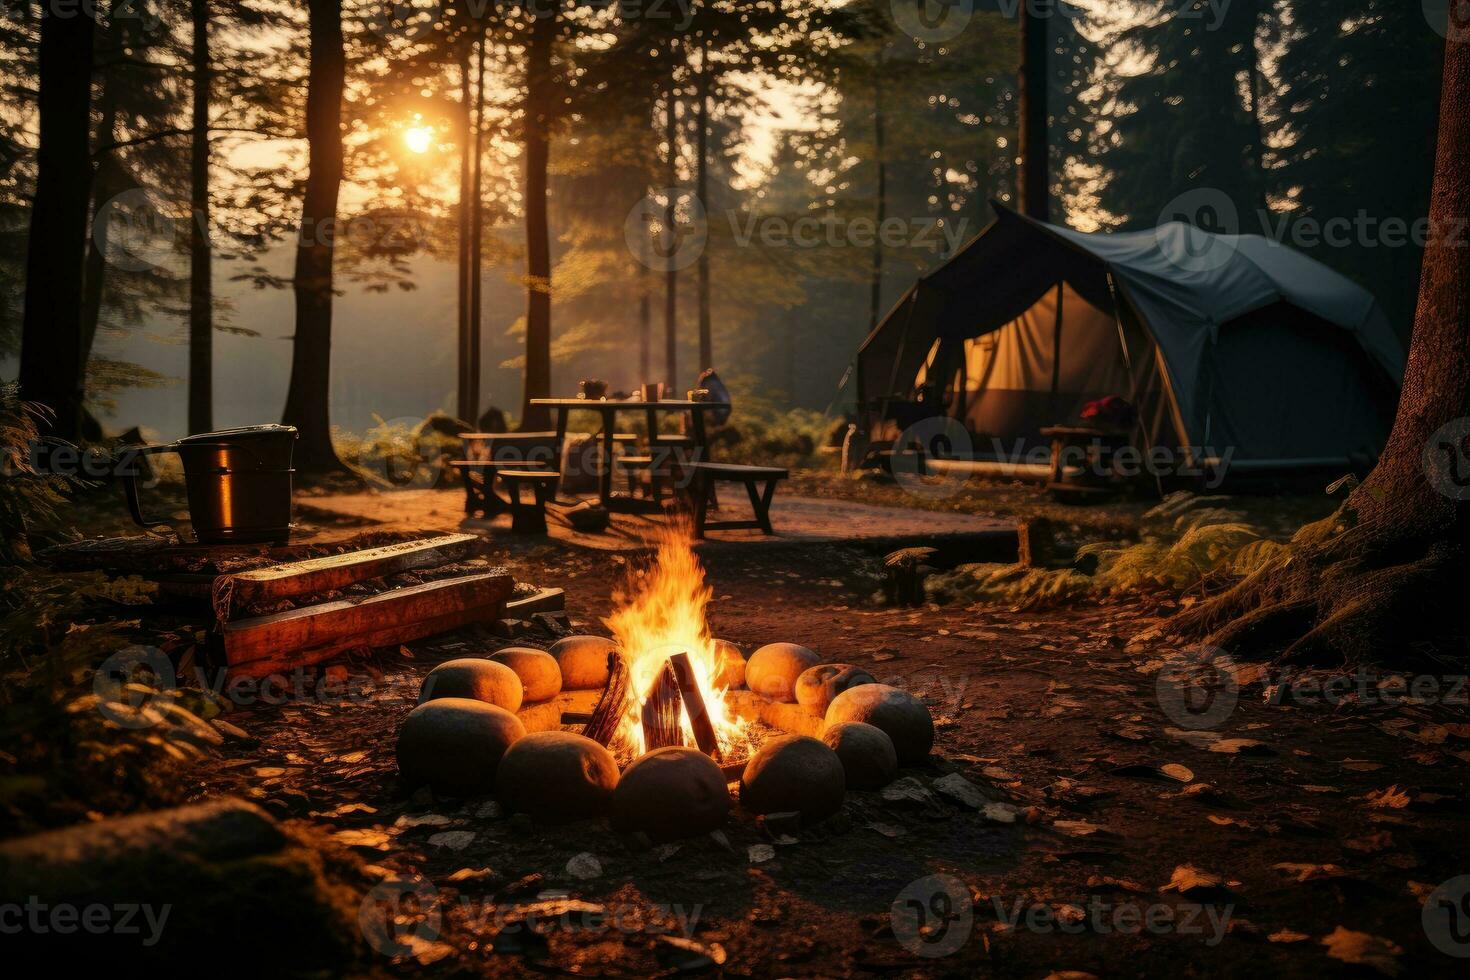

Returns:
549,635,616,690
396,698,525,796
746,643,821,702
418,658,523,713
824,684,934,764
795,663,876,712
739,734,846,823
821,721,898,790
611,746,730,840
710,639,747,690
490,647,562,703
495,731,619,822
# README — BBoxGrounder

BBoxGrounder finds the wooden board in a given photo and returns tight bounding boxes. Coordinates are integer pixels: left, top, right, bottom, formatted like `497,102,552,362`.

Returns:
221,570,513,679
216,533,480,612
726,689,825,738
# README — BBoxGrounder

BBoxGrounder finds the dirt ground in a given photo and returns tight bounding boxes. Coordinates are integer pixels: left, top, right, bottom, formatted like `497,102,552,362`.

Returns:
177,513,1470,978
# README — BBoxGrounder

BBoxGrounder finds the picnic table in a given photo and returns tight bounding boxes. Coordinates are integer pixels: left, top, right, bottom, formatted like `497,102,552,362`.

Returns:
531,398,731,511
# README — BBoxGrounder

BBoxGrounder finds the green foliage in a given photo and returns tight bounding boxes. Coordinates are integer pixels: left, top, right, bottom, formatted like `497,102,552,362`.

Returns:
929,492,1291,609
705,380,837,469
0,382,71,563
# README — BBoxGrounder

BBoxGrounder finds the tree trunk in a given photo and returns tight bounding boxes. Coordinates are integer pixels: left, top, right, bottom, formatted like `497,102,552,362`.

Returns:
281,0,345,472
189,0,214,435
1172,20,1470,667
695,39,712,372
456,44,472,424
663,46,679,390
638,262,651,381
1017,8,1049,222
468,35,486,426
867,55,885,336
81,74,120,373
18,6,95,442
519,9,554,431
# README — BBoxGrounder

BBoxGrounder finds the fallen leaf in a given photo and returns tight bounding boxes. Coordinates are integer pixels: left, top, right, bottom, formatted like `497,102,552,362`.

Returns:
1161,864,1227,895
1320,926,1402,976
748,844,776,864
1268,929,1310,943
1362,785,1411,809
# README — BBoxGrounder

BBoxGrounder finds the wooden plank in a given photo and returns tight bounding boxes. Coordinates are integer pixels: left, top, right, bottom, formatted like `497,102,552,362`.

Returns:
670,652,720,757
221,571,513,679
505,587,565,616
583,652,630,747
726,690,825,738
216,533,480,610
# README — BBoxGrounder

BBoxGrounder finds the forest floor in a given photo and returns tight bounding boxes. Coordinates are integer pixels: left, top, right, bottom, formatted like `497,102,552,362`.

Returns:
182,480,1470,978
23,476,1470,976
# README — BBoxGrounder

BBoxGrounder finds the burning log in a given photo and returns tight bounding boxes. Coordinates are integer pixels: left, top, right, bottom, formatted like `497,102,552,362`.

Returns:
581,651,630,747
640,660,685,751
669,651,720,758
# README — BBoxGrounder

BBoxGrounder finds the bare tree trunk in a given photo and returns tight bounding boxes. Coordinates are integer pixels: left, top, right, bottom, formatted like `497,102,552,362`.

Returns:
188,0,214,434
663,49,680,390
80,77,120,372
866,55,885,337
695,39,712,372
467,35,486,426
456,44,472,424
1174,19,1470,666
281,0,345,472
18,6,95,441
1017,8,1049,222
638,262,651,381
519,8,555,430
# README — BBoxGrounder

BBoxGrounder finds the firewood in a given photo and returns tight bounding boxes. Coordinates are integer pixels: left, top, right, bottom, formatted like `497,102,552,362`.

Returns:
669,651,720,757
582,651,630,747
214,533,480,618
640,660,685,751
221,570,513,679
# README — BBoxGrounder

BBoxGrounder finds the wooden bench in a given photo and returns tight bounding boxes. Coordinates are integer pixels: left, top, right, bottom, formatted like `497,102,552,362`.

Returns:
682,463,787,538
498,469,560,534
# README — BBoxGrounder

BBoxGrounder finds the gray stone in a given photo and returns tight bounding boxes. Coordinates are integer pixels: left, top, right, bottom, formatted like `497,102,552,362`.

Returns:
490,646,562,703
746,642,821,702
795,663,876,712
821,721,898,790
419,657,523,713
397,698,525,796
933,772,988,809
611,746,730,841
824,684,934,764
495,731,619,822
548,635,616,690
739,734,846,824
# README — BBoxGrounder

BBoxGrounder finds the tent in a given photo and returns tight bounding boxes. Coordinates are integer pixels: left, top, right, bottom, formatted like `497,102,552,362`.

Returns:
855,202,1405,475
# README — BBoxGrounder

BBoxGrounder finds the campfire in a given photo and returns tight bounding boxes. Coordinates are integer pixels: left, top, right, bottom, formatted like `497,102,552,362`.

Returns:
594,526,754,765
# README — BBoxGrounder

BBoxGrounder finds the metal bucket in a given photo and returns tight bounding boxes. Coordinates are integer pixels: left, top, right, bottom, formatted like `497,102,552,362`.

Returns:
122,424,298,544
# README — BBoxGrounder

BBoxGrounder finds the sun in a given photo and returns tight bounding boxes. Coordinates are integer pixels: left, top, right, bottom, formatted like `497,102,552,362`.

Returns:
403,125,433,154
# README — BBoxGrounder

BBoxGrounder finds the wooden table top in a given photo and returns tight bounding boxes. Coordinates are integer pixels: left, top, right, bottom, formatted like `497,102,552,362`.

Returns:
529,398,731,410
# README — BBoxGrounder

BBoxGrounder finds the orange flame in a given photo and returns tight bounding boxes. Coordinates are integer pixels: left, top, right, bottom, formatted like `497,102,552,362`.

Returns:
603,523,750,759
